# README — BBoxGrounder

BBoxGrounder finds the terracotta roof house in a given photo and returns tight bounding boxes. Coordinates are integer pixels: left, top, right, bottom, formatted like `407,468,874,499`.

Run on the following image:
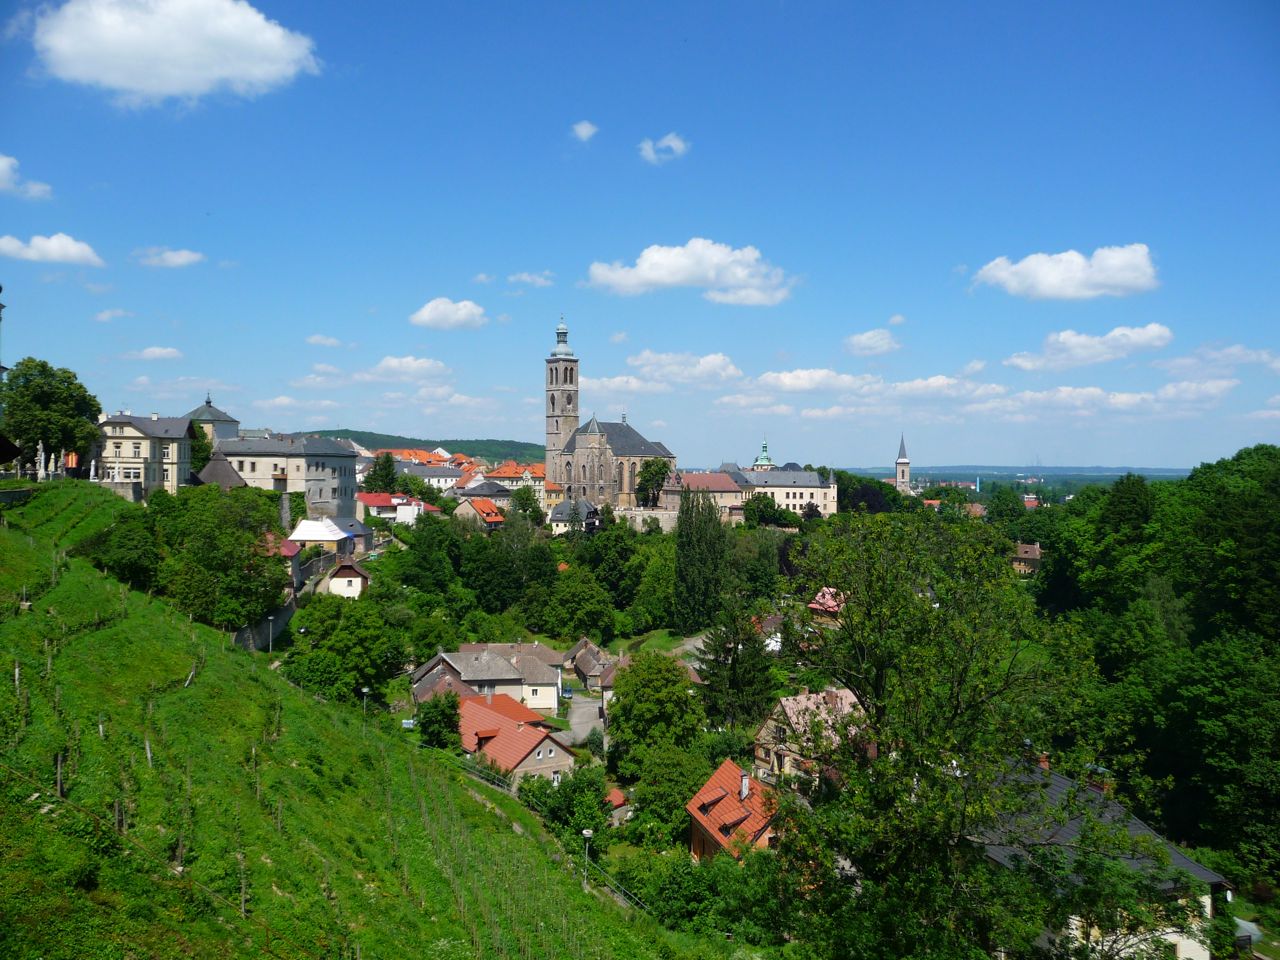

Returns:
355,491,438,525
565,637,613,690
458,696,574,785
808,587,846,622
454,497,505,530
605,787,631,827
686,759,776,861
754,689,861,784
458,641,563,668
462,692,547,727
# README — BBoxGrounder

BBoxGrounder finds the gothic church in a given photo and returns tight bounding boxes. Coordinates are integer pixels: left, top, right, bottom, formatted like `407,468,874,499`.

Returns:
544,322,677,507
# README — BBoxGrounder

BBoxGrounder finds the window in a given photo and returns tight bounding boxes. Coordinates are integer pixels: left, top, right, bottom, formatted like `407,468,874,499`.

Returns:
132,443,141,457
548,747,555,757
162,445,170,459
163,467,170,481
113,442,121,452
552,771,561,786
238,461,244,471
250,462,256,473
531,688,539,698
347,579,353,587
536,749,543,760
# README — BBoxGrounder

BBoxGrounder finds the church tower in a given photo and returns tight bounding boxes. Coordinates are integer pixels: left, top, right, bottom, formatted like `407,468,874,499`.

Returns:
545,321,579,486
895,435,911,494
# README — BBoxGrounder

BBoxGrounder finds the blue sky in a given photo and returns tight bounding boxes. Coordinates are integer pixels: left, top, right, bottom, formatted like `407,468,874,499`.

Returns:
2,1,1278,468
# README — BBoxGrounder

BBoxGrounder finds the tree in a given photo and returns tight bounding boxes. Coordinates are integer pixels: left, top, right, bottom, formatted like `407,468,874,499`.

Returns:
833,470,903,514
741,492,800,529
0,357,101,463
508,485,545,526
986,484,1026,524
635,458,671,508
363,452,398,493
628,742,712,848
190,427,213,473
773,512,1098,958
417,691,461,750
674,489,727,634
607,651,706,780
696,599,776,730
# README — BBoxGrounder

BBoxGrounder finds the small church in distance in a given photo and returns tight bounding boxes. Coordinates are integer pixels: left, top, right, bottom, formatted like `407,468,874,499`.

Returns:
544,322,677,508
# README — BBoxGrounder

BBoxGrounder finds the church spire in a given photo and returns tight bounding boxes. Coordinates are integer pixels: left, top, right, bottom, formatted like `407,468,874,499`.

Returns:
897,434,908,462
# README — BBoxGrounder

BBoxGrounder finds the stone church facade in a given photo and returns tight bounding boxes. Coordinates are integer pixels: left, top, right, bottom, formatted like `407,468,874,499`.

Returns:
544,322,676,508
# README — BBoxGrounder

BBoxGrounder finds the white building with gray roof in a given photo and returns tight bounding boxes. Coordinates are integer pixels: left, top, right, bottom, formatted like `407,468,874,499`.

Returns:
215,433,357,519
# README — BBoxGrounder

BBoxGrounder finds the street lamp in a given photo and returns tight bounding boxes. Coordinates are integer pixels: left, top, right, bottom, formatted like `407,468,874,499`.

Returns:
361,686,371,716
267,615,275,655
581,828,593,887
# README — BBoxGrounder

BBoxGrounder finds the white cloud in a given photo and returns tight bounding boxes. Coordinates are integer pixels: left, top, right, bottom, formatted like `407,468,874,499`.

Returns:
1005,322,1173,371
974,243,1158,299
610,331,628,344
137,246,205,268
33,0,319,105
472,272,494,284
94,307,131,322
409,297,488,329
580,375,672,395
587,237,791,306
639,131,690,164
305,333,341,347
714,395,795,416
0,155,52,199
960,359,986,377
124,373,236,400
508,270,554,288
889,376,1005,399
844,328,901,357
887,313,906,326
289,363,343,388
1155,344,1280,378
124,345,183,360
253,395,338,410
963,378,1238,422
354,355,449,382
572,120,598,142
1247,409,1280,420
651,419,668,429
757,368,879,392
626,349,742,383
0,232,104,266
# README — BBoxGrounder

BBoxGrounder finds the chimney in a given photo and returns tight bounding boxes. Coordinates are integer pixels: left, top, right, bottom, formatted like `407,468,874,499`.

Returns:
1038,753,1050,771
486,691,493,705
739,770,749,801
517,721,524,731
151,412,159,421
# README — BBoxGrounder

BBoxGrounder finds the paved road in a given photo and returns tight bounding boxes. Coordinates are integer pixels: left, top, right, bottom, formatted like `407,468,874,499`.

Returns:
566,695,603,746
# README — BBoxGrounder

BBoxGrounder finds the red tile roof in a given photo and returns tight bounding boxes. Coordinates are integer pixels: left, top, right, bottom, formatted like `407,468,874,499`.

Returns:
487,461,547,480
686,759,775,857
605,787,627,809
357,491,396,507
681,472,742,493
545,481,563,492
808,587,845,616
458,697,570,773
461,693,544,725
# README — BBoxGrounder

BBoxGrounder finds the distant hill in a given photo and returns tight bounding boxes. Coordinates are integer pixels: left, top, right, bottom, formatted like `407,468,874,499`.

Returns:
311,429,543,464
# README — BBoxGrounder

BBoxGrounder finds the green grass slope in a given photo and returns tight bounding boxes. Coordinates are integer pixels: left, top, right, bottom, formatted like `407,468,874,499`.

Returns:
0,483,682,960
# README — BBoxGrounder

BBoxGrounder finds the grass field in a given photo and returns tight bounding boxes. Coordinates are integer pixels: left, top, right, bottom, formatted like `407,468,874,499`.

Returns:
0,483,723,960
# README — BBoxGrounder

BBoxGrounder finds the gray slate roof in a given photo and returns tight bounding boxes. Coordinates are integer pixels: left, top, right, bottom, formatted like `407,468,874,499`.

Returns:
102,414,193,440
442,650,524,683
549,498,598,523
215,434,356,457
744,469,827,488
457,480,512,498
984,766,1226,890
400,463,463,480
185,395,239,424
562,419,673,459
196,451,246,489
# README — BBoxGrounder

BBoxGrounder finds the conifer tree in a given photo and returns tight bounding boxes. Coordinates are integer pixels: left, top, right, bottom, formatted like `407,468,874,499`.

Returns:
674,488,727,634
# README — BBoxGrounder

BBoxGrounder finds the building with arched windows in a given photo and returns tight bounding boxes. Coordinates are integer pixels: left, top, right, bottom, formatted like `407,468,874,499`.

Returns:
544,322,676,507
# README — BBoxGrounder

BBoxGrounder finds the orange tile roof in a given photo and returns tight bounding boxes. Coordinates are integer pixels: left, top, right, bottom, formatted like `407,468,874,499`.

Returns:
374,448,440,463
686,759,775,857
458,697,570,773
605,787,627,809
461,693,544,725
681,472,742,493
545,481,563,492
486,461,547,480
468,498,504,523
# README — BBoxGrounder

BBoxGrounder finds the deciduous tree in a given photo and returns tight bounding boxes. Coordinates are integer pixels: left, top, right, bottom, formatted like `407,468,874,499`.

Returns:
0,357,101,462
